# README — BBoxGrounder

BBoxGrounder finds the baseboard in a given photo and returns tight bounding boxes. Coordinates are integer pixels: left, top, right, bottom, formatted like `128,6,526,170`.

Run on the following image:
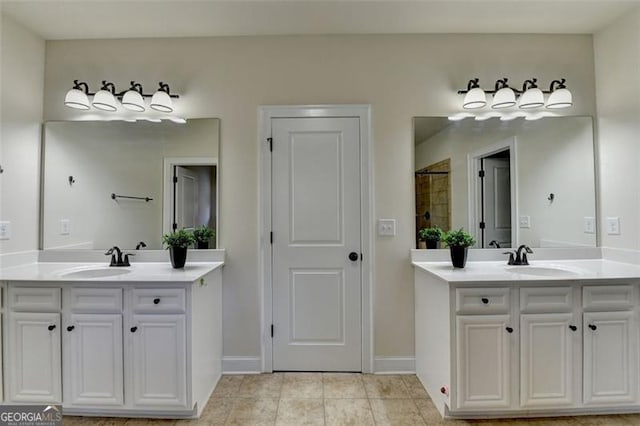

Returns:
373,356,415,374
222,356,262,374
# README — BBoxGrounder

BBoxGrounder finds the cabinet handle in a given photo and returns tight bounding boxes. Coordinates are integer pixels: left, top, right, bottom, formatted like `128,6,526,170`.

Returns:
153,298,160,305
130,326,138,333
505,326,514,333
481,298,489,304
569,325,577,331
67,325,75,332
48,324,56,331
588,324,597,331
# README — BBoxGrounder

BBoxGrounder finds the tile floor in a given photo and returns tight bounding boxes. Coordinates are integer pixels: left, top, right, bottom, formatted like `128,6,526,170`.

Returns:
63,373,640,425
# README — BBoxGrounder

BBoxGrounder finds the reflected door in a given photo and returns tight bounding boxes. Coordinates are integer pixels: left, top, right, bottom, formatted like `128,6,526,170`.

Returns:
173,166,199,231
483,157,511,248
271,117,362,371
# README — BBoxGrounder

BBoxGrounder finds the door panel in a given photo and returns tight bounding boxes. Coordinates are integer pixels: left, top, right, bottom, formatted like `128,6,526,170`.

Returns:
272,117,361,371
175,166,199,230
483,157,511,248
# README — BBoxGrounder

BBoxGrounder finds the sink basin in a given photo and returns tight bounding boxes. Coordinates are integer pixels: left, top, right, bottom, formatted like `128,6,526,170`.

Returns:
506,265,582,277
60,267,131,279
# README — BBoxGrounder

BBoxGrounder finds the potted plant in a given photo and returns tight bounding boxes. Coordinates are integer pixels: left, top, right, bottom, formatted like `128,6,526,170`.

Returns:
162,229,195,269
443,228,476,268
193,225,215,249
418,226,443,249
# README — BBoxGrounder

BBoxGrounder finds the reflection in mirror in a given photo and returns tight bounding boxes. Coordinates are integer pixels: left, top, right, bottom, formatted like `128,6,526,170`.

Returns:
414,116,596,249
42,118,219,250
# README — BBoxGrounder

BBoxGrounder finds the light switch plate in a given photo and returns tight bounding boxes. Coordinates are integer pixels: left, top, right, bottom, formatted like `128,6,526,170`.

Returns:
606,217,620,235
0,221,11,240
378,219,396,236
60,219,71,235
519,215,531,229
584,217,596,234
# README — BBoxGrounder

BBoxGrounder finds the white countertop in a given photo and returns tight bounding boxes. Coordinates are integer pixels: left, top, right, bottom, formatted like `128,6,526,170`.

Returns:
0,261,224,283
412,259,640,283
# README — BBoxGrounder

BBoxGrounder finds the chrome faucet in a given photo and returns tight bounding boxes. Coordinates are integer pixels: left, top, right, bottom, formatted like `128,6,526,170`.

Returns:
504,245,533,265
105,246,134,267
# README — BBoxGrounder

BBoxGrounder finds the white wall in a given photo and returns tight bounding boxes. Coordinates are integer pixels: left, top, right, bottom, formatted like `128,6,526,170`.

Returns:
0,13,45,255
415,117,596,248
42,34,596,359
42,119,218,250
594,6,640,250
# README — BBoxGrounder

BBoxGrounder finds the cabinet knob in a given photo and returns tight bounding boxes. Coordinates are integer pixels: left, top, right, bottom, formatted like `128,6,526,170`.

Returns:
569,325,577,331
67,325,75,332
153,298,160,305
48,324,56,331
505,326,514,333
588,324,597,331
130,326,138,333
440,386,447,394
481,298,489,304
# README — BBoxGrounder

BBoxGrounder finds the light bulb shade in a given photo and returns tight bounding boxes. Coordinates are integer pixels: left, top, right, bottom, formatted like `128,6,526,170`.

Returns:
546,88,573,109
150,90,173,112
122,90,146,112
462,87,486,109
518,88,544,109
491,87,516,109
64,88,90,110
92,89,118,111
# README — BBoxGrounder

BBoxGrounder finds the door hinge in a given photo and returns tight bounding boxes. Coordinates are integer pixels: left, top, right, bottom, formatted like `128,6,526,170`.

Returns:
478,170,485,178
479,222,486,229
172,222,178,231
173,176,178,183
267,137,273,152
270,324,274,338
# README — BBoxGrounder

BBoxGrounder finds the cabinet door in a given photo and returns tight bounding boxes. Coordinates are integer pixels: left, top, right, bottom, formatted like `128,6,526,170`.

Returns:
130,314,187,407
455,315,514,409
583,311,636,405
64,314,123,406
7,312,61,403
520,313,577,407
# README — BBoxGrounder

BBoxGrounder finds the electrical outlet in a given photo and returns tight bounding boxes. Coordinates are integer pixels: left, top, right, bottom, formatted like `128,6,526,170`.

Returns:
0,221,11,240
584,217,596,234
60,219,71,235
378,219,396,236
519,215,531,229
606,217,620,235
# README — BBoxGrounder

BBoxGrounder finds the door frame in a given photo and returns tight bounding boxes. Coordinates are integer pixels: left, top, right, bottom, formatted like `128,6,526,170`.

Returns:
467,138,518,248
162,157,219,246
259,105,373,373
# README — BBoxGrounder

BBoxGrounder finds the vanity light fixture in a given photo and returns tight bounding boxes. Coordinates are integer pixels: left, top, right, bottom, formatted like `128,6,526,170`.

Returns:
460,78,487,109
64,80,91,110
491,78,516,109
546,79,573,109
121,82,146,112
518,79,545,109
92,81,118,111
150,82,175,112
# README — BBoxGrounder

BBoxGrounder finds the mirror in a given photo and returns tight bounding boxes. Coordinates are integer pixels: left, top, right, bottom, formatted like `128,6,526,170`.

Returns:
42,118,219,250
414,116,596,249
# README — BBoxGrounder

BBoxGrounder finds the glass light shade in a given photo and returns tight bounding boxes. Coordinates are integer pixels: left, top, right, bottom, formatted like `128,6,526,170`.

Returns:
518,87,544,109
121,90,146,112
64,88,90,110
492,87,516,109
546,88,573,109
150,90,173,112
92,89,118,111
462,87,486,109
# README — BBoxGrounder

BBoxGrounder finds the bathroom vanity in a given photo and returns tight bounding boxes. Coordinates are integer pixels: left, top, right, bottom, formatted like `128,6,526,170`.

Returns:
0,257,223,419
414,256,640,419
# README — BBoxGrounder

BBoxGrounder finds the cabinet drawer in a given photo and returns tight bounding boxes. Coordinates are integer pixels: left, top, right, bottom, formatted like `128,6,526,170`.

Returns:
131,288,186,313
520,286,573,313
583,285,635,311
456,287,510,314
69,288,122,312
9,287,61,312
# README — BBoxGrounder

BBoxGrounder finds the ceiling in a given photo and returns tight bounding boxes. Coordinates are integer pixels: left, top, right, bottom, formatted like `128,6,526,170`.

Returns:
1,0,638,40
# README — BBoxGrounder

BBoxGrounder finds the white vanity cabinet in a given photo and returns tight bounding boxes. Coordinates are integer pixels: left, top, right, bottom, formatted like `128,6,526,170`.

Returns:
2,265,222,418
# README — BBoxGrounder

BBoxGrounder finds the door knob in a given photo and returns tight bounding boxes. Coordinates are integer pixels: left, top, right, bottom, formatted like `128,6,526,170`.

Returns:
348,252,359,262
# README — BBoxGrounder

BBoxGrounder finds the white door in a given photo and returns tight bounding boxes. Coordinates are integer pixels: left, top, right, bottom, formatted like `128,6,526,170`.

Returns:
174,166,199,230
8,312,61,403
271,117,362,371
583,311,636,405
483,157,511,248
64,314,123,406
455,315,514,409
520,313,577,407
130,314,187,407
